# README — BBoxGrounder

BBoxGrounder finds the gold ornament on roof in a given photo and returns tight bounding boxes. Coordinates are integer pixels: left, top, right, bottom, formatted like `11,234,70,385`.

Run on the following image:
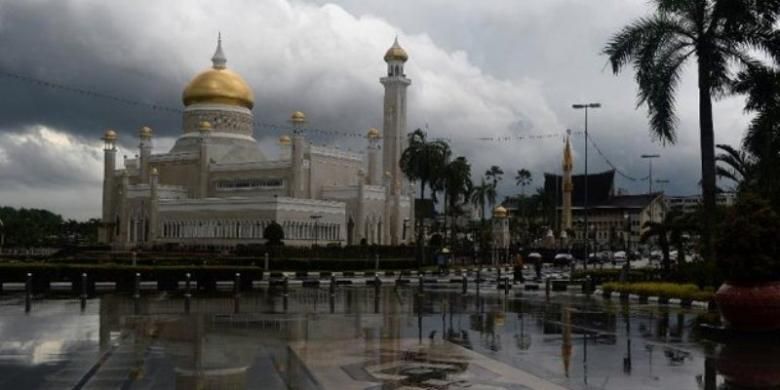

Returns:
279,135,292,145
102,129,117,141
290,111,306,125
493,205,508,218
138,126,153,139
384,37,408,62
199,121,212,132
367,128,381,139
182,34,254,109
150,167,159,176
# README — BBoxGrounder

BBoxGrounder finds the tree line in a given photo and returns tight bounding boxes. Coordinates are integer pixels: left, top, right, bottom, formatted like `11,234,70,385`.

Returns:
0,207,99,248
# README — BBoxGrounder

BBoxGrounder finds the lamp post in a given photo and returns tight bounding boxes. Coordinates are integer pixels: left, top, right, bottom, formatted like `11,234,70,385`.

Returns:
641,154,661,194
624,211,630,254
572,102,601,270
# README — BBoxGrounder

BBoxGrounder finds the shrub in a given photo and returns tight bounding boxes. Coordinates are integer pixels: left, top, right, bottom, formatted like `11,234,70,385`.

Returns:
716,194,780,282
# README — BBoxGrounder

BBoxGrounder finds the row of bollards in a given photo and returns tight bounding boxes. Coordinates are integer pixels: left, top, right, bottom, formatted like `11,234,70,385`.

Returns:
16,270,522,315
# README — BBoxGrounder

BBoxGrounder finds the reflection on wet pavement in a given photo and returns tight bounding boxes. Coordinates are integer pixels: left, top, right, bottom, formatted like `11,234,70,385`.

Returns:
0,286,768,389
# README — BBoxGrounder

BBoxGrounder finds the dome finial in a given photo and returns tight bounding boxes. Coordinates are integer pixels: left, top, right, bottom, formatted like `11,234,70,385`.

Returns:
212,32,227,69
384,36,408,62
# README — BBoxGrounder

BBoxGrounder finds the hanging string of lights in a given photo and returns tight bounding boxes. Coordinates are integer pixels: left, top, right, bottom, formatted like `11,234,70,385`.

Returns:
585,131,650,182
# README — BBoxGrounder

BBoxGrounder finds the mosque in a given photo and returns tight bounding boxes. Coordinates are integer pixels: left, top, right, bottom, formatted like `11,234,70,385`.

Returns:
98,37,415,249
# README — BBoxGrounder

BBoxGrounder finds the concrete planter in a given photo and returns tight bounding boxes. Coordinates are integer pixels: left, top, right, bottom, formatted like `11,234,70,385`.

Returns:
715,281,780,332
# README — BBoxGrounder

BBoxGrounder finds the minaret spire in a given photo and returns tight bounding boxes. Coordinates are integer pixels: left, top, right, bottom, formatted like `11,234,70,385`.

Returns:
212,32,227,69
562,129,574,231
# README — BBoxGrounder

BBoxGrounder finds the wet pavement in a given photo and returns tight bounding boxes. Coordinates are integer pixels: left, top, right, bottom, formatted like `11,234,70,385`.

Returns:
0,284,771,389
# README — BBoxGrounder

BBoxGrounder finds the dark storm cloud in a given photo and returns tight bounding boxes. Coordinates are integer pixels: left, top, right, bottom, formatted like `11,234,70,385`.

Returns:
0,0,752,219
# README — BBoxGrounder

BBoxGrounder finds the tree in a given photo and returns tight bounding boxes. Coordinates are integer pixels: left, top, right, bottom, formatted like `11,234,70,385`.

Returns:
716,143,754,191
438,156,472,246
514,169,533,234
603,0,780,262
263,221,285,247
485,165,504,190
470,178,490,223
641,211,688,275
515,169,532,196
400,129,450,265
732,65,780,207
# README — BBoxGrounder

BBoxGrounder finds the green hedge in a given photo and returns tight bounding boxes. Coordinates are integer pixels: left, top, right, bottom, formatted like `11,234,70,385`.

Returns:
602,282,714,302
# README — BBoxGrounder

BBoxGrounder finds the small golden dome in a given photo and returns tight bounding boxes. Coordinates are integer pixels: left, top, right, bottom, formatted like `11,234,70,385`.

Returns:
384,37,408,62
279,135,292,145
102,129,117,141
367,128,381,139
182,37,254,109
199,121,213,132
150,167,159,176
290,111,306,124
493,205,508,218
138,126,152,139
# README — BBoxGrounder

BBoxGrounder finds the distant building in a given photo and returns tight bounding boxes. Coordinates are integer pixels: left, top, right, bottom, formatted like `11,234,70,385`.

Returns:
543,169,666,251
666,192,736,214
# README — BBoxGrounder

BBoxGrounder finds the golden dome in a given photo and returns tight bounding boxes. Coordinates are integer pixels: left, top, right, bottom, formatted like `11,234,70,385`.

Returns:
367,128,381,139
384,37,408,62
102,129,117,141
290,111,306,125
493,205,508,218
138,126,152,139
150,167,159,176
182,36,254,109
279,135,292,145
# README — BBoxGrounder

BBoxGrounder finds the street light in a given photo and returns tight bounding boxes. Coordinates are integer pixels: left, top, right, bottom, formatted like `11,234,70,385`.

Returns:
572,102,601,270
623,211,630,253
640,154,661,194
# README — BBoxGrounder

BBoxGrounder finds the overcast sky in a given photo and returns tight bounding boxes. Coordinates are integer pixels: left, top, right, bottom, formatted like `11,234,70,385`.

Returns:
0,0,751,220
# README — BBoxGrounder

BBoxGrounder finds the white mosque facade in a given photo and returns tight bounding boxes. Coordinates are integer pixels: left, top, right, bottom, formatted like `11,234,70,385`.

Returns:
98,38,415,249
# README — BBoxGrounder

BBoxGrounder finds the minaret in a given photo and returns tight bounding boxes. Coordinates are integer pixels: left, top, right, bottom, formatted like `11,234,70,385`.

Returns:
381,37,411,244
562,130,574,231
100,129,118,243
278,134,292,160
138,126,153,183
198,121,211,198
290,111,308,198
366,128,382,185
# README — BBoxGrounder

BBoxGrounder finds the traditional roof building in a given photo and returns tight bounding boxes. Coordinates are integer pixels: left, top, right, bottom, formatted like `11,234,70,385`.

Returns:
98,37,415,249
542,168,666,250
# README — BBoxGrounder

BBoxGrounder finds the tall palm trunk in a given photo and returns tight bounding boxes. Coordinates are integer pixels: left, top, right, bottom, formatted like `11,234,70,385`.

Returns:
698,59,717,263
417,180,427,268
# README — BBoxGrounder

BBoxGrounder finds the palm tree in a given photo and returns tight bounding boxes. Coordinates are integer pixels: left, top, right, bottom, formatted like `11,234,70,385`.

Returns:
732,65,780,206
603,0,779,262
514,169,533,231
641,217,673,275
641,211,689,275
400,129,450,265
515,169,532,196
440,156,473,246
716,144,754,191
470,178,490,223
485,165,504,190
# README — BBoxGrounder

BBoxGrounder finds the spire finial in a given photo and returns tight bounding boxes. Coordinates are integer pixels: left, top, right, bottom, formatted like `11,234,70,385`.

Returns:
212,32,227,69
